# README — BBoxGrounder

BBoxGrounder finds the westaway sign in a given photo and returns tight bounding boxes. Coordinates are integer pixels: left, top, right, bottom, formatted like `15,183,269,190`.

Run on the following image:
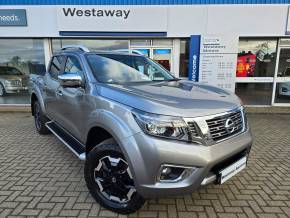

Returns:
62,8,131,19
57,7,167,33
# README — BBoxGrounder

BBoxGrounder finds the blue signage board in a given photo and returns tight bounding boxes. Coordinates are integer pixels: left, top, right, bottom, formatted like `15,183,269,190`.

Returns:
188,35,201,82
0,9,27,26
153,49,171,55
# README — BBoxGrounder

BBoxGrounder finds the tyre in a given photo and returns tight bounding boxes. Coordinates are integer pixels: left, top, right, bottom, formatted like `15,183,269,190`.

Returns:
0,83,6,97
33,100,50,135
85,138,145,214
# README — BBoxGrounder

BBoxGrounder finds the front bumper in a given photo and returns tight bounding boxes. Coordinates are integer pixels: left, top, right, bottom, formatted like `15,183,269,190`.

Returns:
121,128,253,198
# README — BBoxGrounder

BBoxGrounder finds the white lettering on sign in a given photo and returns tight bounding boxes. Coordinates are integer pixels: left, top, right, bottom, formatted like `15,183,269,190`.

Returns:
0,14,20,22
192,55,197,81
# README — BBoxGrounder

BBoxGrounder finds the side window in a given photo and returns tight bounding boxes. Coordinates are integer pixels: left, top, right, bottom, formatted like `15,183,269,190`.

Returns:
49,56,64,79
64,56,83,75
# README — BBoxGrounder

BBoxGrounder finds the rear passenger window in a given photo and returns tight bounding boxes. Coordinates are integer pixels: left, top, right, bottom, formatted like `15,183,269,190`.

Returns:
49,56,64,79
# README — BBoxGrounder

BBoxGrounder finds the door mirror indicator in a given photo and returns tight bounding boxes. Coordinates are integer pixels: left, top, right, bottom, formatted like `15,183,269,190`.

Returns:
58,73,83,88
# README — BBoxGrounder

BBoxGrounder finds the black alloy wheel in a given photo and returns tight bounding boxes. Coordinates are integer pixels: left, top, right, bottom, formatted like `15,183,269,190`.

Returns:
34,101,41,131
94,155,136,204
33,101,50,135
85,139,145,214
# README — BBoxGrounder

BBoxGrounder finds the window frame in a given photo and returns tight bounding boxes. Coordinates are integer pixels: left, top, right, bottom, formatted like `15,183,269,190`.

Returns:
272,39,290,106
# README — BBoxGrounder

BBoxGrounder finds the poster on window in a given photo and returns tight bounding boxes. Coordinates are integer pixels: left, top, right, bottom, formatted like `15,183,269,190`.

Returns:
236,40,277,78
199,35,238,92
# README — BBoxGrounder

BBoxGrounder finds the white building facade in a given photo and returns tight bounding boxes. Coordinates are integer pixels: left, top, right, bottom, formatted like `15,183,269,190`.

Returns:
1,1,290,106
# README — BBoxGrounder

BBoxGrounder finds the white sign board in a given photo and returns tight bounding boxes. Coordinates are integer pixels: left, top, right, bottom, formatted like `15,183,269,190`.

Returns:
57,6,167,32
199,35,238,92
286,6,290,35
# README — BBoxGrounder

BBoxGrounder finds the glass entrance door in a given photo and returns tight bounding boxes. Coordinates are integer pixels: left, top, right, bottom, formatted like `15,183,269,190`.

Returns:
152,49,171,71
131,48,172,71
130,39,173,72
273,47,290,105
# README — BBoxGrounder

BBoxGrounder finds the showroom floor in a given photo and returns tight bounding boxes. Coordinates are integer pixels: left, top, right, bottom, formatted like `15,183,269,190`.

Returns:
0,113,289,218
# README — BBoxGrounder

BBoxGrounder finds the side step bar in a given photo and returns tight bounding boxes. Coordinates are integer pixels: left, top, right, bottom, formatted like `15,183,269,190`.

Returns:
201,173,217,186
45,121,86,161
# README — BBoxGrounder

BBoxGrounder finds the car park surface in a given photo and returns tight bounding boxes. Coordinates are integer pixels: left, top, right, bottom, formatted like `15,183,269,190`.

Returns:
0,113,289,217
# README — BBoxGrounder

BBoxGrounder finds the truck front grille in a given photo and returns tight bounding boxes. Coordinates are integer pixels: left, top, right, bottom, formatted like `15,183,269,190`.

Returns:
206,110,244,142
184,107,245,145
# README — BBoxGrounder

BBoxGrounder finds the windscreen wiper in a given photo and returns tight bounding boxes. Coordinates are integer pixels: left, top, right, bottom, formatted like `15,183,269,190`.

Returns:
151,78,180,82
166,78,181,82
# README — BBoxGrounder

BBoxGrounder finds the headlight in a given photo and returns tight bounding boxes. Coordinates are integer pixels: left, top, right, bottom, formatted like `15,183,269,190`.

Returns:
132,109,191,141
5,80,20,86
4,80,12,85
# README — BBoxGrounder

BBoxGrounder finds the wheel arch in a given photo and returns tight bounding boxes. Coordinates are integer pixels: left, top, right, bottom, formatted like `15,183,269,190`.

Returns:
30,90,46,116
84,109,143,184
85,109,139,154
86,126,115,155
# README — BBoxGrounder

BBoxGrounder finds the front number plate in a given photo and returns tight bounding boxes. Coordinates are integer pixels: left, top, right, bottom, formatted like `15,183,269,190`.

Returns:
219,156,247,184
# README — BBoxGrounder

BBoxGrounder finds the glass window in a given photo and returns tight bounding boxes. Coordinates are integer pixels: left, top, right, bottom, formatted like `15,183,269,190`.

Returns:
86,54,174,84
130,39,151,47
274,82,290,104
52,39,128,52
64,56,83,74
179,39,190,78
49,56,64,80
152,49,171,71
277,48,290,78
237,38,277,77
133,49,150,57
235,83,273,105
0,39,45,104
152,39,173,46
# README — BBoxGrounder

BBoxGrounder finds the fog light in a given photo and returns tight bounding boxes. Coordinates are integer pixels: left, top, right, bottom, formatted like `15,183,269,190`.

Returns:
159,165,196,182
161,167,172,175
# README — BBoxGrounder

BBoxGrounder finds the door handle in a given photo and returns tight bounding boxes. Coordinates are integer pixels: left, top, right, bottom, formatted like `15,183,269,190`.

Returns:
56,90,63,96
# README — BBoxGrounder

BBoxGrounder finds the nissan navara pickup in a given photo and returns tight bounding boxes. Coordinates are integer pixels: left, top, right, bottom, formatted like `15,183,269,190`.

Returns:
30,46,253,214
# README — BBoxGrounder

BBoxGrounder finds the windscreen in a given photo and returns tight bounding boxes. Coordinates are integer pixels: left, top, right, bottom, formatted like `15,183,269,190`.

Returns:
86,54,175,84
0,67,23,75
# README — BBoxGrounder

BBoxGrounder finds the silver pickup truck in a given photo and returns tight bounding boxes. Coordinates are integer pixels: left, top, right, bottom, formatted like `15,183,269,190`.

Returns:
30,46,253,214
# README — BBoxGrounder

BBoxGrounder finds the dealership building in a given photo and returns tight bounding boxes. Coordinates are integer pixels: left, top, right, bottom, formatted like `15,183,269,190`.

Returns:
0,0,290,107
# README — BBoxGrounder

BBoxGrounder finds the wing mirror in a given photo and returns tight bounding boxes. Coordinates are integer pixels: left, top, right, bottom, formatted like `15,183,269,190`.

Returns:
58,73,83,88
